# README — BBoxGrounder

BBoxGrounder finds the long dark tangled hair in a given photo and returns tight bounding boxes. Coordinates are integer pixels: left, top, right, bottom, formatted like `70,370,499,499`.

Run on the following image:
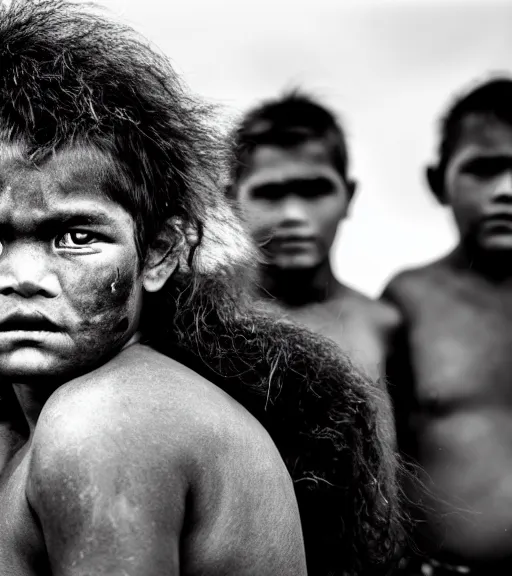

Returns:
0,1,405,574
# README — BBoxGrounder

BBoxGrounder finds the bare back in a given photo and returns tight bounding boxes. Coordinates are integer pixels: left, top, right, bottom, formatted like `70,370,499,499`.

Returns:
0,344,306,576
384,257,512,561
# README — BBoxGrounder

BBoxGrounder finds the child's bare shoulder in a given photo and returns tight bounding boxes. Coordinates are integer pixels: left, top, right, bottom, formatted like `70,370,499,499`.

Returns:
382,257,453,309
340,283,401,333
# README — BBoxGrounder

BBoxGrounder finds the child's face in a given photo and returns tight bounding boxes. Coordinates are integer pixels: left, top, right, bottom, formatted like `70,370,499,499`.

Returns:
235,140,350,271
0,142,144,383
445,114,512,253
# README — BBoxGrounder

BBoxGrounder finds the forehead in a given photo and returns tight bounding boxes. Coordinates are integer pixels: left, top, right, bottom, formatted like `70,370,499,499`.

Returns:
0,139,116,178
0,141,134,229
0,140,120,205
451,114,512,160
240,140,341,188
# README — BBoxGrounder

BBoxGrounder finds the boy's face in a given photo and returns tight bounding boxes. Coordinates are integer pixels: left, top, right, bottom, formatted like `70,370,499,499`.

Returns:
0,142,145,383
444,114,512,252
235,140,351,270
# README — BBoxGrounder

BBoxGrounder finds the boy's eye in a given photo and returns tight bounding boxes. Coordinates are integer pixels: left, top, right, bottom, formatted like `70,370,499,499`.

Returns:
251,178,335,200
296,178,335,198
251,184,286,200
56,231,97,248
462,158,512,178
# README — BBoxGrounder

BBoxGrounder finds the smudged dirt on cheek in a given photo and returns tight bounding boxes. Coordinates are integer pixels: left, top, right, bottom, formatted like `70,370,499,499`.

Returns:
67,261,141,347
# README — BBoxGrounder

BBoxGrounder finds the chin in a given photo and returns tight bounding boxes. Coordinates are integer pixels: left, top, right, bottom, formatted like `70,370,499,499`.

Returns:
0,350,83,383
478,238,512,253
474,226,512,251
274,255,322,270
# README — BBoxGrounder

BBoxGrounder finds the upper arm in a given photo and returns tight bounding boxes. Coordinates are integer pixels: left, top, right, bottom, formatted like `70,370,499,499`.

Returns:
381,274,413,389
242,439,307,576
185,419,307,576
380,276,417,453
27,398,187,576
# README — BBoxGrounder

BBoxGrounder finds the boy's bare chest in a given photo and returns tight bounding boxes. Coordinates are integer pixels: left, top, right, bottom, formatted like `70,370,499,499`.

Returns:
408,285,512,405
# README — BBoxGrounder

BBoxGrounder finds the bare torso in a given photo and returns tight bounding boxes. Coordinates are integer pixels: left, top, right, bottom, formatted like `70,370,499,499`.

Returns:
263,282,399,382
385,257,512,562
0,344,306,576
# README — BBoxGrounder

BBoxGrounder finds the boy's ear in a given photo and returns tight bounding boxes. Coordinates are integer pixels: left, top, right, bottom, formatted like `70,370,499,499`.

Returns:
342,178,357,219
426,165,447,205
346,178,357,202
142,217,190,293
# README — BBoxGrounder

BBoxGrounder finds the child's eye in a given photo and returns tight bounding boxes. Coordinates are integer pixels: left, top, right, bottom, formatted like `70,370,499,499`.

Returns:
56,231,97,248
463,158,511,178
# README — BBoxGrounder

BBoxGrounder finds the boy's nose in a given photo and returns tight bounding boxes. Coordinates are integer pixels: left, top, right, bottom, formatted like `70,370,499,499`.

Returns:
0,243,60,298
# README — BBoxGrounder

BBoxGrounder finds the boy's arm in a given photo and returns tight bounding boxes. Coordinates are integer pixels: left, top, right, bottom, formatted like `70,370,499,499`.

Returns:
381,278,417,458
26,393,186,576
25,375,307,576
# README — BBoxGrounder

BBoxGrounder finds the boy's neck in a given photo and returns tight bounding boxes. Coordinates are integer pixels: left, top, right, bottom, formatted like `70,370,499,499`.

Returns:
12,382,60,434
259,259,341,306
11,333,142,433
451,243,512,282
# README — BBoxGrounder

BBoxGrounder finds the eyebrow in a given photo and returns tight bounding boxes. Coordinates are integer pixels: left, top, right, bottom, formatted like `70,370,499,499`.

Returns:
250,176,334,195
0,207,117,238
44,210,115,227
462,152,512,160
460,154,512,167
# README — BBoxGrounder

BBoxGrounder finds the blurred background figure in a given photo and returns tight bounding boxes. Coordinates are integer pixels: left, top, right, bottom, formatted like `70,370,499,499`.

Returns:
227,92,398,383
68,1,512,572
383,77,512,576
90,0,512,297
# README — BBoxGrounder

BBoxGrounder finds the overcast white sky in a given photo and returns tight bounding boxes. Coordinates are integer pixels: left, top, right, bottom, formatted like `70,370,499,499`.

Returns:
95,0,512,296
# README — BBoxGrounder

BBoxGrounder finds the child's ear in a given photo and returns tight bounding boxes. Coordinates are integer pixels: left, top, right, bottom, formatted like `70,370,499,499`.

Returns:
142,217,186,292
342,178,357,219
426,165,447,205
346,178,357,202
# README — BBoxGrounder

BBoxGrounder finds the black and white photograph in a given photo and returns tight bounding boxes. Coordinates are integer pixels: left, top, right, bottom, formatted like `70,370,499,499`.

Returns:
1,1,512,575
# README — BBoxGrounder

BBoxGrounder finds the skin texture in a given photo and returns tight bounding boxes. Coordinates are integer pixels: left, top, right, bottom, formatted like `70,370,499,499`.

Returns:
235,139,399,382
383,115,512,565
0,142,307,576
0,145,141,383
263,281,399,383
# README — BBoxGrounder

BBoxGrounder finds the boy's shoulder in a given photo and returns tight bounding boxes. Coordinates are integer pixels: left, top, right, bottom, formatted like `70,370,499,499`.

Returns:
41,343,256,423
338,283,401,333
23,345,301,575
382,255,455,308
30,343,279,487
